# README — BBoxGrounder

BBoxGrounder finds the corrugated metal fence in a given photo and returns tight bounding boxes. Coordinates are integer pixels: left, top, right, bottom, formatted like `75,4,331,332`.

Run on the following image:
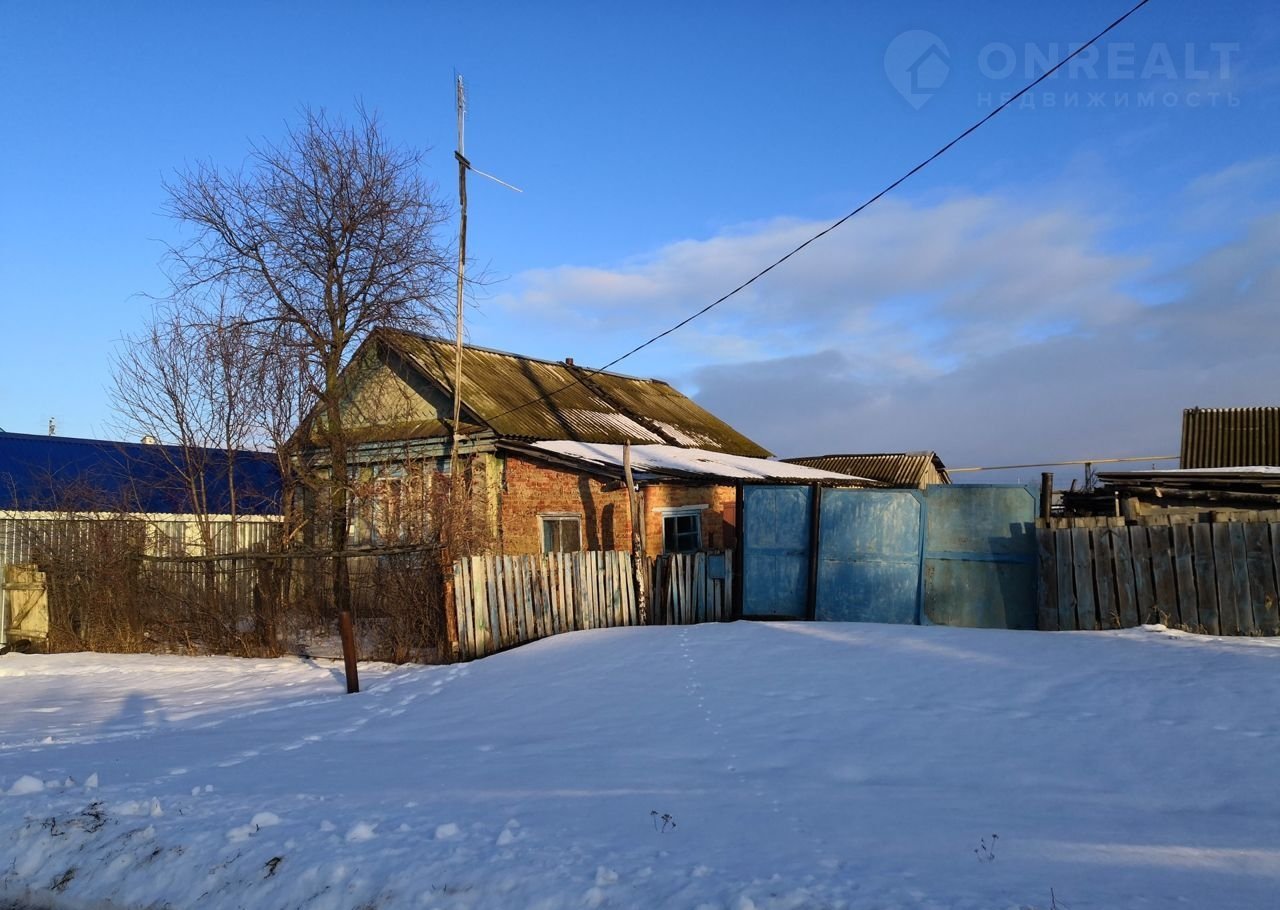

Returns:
451,550,732,660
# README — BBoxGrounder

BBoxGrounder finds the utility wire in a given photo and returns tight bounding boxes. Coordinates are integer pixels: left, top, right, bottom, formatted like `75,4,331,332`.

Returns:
483,0,1155,424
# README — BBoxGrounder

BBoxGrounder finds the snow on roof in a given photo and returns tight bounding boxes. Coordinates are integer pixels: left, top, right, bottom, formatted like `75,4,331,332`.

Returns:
1152,466,1280,475
529,441,873,483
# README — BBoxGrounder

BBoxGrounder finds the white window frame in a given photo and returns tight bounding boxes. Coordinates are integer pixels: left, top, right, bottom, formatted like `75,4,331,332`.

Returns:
656,506,705,553
539,512,583,553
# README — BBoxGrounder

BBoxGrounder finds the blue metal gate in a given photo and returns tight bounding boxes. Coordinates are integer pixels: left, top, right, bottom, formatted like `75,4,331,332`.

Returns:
922,485,1039,629
815,489,923,623
740,485,813,618
740,483,1038,628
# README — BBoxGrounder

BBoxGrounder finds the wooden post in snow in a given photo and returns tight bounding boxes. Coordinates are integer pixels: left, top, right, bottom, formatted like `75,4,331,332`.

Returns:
338,601,360,694
624,441,649,624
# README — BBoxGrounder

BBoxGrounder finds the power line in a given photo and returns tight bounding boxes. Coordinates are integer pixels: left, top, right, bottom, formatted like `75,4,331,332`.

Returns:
949,455,1179,473
481,0,1155,425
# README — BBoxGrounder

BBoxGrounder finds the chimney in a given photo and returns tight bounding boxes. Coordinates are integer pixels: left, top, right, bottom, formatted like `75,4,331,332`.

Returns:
565,357,574,367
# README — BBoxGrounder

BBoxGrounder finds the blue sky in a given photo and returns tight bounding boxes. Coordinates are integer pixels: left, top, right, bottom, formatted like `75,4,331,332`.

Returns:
2,1,1279,481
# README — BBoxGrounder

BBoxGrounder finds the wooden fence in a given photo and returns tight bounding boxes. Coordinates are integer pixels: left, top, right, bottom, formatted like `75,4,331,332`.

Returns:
451,550,733,660
650,550,733,625
1037,518,1280,635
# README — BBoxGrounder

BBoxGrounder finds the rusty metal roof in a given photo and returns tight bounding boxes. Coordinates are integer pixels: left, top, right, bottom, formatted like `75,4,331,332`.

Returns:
375,330,772,457
1180,407,1280,469
781,452,949,488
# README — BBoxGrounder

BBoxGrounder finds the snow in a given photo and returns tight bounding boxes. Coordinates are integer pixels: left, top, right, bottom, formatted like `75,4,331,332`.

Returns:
434,822,461,840
3,623,1280,908
1148,465,1280,475
345,821,378,843
532,440,873,482
5,774,45,796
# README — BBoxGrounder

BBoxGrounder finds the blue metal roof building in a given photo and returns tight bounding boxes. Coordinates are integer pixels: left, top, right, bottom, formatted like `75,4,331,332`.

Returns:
0,432,281,515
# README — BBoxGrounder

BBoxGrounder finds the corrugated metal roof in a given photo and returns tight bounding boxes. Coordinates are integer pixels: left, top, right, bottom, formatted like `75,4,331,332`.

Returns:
1181,407,1280,469
781,452,949,488
0,432,281,515
524,441,876,485
376,330,772,457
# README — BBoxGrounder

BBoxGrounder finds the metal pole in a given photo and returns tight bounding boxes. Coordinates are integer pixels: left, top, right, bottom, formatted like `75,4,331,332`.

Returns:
449,75,468,483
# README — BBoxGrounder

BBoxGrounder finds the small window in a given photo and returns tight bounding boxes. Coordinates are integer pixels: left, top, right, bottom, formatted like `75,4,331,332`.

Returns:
541,515,582,553
663,511,702,553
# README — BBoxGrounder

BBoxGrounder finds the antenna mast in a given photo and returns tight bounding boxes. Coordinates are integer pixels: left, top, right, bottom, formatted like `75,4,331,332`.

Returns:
449,74,468,480
448,74,522,484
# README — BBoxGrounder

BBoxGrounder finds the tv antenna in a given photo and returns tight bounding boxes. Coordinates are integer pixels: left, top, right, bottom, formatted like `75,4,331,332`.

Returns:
450,73,522,480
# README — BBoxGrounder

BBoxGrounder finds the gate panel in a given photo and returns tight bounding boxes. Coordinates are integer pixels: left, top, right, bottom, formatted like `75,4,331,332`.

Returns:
741,485,812,618
922,485,1039,629
815,489,922,623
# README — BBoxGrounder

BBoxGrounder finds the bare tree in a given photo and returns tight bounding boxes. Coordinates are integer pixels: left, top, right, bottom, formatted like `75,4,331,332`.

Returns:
161,107,453,619
111,295,263,553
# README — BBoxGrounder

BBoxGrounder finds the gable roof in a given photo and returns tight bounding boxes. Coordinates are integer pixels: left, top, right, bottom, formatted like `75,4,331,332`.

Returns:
0,432,281,515
782,452,950,488
360,330,771,457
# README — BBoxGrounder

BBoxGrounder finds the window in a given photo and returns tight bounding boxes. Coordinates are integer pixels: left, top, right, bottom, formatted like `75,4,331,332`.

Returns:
350,468,406,545
662,510,702,553
540,514,582,553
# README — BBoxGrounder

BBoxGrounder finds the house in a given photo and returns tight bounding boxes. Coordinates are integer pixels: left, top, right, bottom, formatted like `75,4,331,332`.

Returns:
0,431,282,647
0,431,281,517
781,452,950,490
304,330,869,557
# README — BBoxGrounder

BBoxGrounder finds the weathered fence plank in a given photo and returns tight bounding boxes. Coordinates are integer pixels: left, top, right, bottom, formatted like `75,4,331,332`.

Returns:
1228,523,1256,635
1171,523,1199,631
453,560,469,659
1191,524,1220,635
1212,523,1240,634
1245,522,1278,636
1148,526,1178,627
1055,529,1077,631
1071,528,1098,631
1093,529,1118,628
1272,523,1280,633
1111,527,1139,629
1129,527,1155,624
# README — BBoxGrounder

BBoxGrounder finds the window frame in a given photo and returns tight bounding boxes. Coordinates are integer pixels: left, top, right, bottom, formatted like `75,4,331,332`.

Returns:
539,512,584,554
659,507,705,553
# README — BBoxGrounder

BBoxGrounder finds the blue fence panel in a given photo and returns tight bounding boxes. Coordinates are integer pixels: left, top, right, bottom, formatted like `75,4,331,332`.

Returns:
741,485,812,618
922,485,1039,629
815,489,923,623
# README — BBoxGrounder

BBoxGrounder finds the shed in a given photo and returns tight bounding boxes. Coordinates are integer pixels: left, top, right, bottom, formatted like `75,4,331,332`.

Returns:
781,452,950,489
1181,407,1280,469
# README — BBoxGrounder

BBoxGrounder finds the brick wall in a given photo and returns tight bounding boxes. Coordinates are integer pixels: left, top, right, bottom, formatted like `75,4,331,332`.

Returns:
499,454,634,554
642,483,737,555
497,454,737,556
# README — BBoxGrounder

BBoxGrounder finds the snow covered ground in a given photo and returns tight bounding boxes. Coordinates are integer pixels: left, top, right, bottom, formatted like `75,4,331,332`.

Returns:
3,622,1280,909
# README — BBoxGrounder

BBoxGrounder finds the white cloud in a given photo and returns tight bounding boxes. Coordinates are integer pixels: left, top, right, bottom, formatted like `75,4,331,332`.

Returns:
489,191,1145,383
693,211,1280,466
476,167,1280,470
